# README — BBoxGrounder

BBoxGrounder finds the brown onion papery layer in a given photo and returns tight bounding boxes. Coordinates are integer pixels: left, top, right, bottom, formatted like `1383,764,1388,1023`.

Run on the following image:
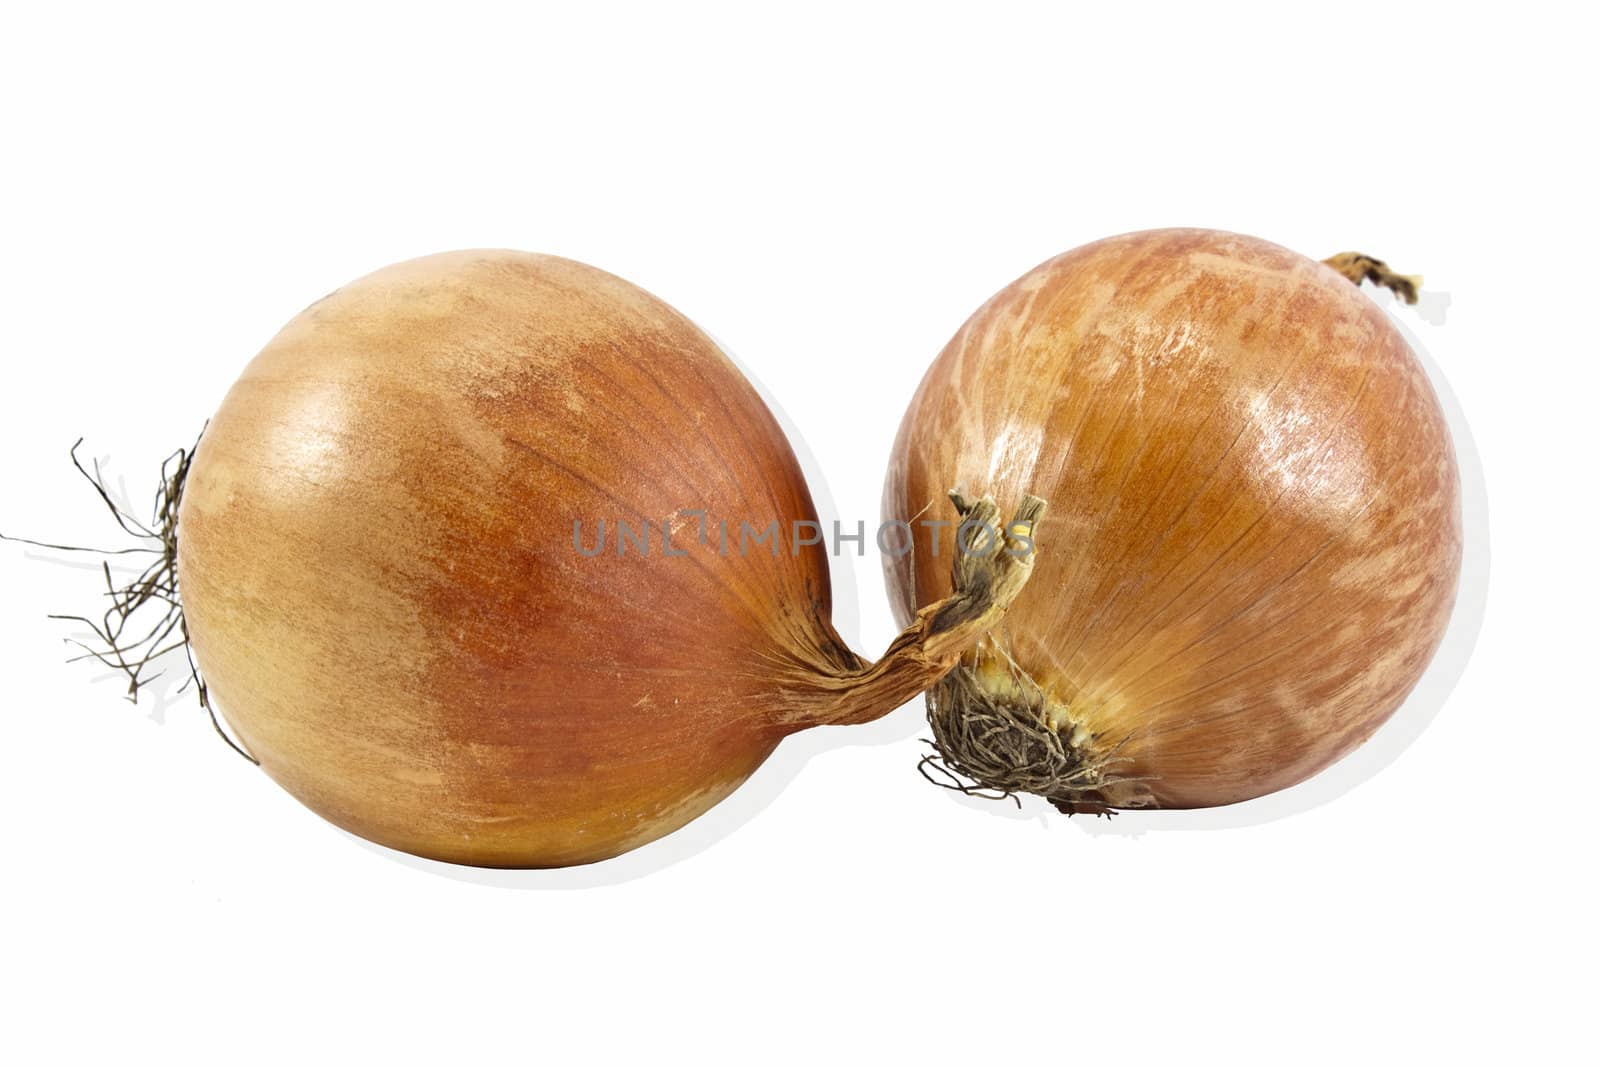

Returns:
180,252,1036,867
883,229,1461,809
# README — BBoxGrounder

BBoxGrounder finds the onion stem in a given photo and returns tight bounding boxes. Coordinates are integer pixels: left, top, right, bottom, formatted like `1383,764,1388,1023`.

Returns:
767,493,1045,729
1321,251,1422,304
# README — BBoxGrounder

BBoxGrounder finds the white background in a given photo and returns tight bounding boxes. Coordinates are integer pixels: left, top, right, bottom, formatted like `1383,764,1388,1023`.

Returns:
2,3,1593,1063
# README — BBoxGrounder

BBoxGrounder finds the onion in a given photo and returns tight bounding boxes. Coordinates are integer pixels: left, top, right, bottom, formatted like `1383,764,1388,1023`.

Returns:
883,229,1461,812
177,250,1040,867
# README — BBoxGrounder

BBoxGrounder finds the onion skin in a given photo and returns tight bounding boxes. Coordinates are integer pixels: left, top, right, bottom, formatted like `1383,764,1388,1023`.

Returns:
884,229,1461,810
180,251,1035,867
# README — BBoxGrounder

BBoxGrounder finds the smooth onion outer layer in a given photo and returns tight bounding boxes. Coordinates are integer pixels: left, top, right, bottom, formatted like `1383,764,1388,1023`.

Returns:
883,229,1462,810
179,251,1037,867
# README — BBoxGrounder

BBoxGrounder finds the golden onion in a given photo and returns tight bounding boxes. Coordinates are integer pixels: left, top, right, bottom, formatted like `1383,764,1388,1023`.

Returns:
883,229,1461,811
178,250,1039,866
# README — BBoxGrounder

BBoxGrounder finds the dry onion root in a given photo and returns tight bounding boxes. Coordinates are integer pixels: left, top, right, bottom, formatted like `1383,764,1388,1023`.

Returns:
885,229,1461,813
22,251,1042,869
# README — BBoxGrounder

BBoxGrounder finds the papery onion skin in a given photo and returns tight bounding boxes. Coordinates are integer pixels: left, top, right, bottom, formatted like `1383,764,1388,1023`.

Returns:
179,251,1035,868
883,229,1462,810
